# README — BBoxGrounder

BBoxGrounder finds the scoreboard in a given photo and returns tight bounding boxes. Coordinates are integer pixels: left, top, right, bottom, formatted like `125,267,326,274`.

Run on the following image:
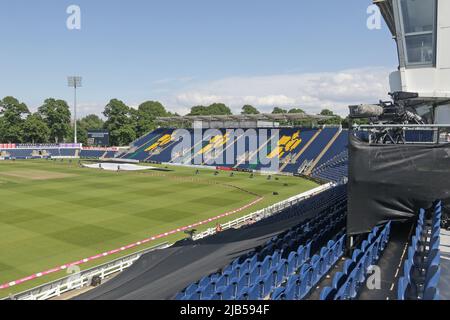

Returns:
87,130,110,147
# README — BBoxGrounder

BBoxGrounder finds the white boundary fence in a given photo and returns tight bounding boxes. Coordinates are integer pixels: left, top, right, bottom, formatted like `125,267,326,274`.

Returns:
193,183,334,240
3,242,170,301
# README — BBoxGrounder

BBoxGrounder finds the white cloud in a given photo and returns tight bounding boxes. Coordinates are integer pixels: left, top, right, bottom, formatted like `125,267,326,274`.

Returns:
168,67,392,116
76,102,106,116
51,67,392,119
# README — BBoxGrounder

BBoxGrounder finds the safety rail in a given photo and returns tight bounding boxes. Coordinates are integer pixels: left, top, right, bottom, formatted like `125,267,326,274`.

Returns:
193,183,334,240
2,242,170,301
353,124,450,145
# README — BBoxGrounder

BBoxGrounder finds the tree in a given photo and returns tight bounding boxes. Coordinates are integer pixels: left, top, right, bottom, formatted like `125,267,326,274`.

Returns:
241,105,260,115
113,125,136,146
69,114,105,144
319,109,342,125
38,98,71,143
272,107,287,114
189,103,232,116
0,96,30,142
320,109,335,117
103,99,135,146
189,105,208,116
207,103,232,115
22,113,50,143
136,101,168,137
288,108,305,114
80,114,104,131
0,117,6,142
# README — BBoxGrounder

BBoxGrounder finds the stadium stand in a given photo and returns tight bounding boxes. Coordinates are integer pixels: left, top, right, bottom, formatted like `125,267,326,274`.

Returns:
117,128,170,160
0,144,81,160
311,151,348,183
281,127,340,174
0,147,79,159
59,149,77,157
79,148,118,159
117,127,348,177
175,186,347,301
80,149,106,159
397,201,442,300
314,130,348,168
320,221,391,300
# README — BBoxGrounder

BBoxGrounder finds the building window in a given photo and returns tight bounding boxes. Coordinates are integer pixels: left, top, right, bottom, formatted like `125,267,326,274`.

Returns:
413,105,434,123
435,105,450,124
399,0,437,66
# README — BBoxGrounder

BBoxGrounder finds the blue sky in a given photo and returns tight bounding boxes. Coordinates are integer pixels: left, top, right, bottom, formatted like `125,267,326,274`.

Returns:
0,0,398,116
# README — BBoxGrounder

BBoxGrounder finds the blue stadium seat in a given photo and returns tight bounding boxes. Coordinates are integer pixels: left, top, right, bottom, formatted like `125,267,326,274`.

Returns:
396,202,442,300
320,286,337,300
423,287,440,301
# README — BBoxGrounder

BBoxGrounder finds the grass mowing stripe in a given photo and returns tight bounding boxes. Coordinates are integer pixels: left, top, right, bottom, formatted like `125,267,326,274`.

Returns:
0,196,263,290
0,159,319,294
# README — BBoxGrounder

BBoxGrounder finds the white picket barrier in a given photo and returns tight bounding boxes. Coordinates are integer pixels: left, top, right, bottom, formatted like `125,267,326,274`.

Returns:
4,242,170,301
193,182,335,240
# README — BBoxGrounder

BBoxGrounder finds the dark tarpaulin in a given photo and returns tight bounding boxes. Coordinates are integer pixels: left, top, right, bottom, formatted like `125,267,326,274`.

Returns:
348,134,450,236
75,207,318,300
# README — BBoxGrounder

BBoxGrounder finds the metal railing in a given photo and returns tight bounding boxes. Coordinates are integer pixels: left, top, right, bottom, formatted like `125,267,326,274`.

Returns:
353,124,450,145
3,242,170,301
193,183,334,240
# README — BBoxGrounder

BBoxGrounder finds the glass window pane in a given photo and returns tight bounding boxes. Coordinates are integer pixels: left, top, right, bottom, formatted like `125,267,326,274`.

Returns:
405,34,434,64
401,0,435,34
412,105,434,123
435,105,450,124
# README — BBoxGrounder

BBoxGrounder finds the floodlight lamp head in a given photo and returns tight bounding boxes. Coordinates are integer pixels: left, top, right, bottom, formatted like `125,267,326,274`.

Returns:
68,76,82,88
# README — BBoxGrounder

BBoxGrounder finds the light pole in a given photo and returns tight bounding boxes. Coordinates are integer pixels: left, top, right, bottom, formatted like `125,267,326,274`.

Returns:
68,76,82,144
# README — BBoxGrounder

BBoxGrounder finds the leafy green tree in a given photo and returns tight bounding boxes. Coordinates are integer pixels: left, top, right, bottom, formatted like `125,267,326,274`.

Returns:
272,107,287,114
129,107,139,134
319,109,342,125
207,103,232,115
113,125,137,146
189,103,232,116
68,114,105,144
22,113,50,143
38,98,71,143
0,117,6,142
103,99,135,146
320,109,335,117
136,101,168,136
241,105,260,115
189,105,207,115
80,114,104,131
288,108,305,114
0,96,30,142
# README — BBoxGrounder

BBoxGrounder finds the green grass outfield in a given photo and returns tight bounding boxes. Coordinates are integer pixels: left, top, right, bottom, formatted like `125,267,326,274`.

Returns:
0,159,318,297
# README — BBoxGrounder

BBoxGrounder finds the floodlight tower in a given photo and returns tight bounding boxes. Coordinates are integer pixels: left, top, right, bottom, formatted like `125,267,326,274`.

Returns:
68,76,82,144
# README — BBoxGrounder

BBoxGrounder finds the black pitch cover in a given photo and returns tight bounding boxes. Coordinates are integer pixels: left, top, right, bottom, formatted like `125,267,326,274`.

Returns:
348,134,450,235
